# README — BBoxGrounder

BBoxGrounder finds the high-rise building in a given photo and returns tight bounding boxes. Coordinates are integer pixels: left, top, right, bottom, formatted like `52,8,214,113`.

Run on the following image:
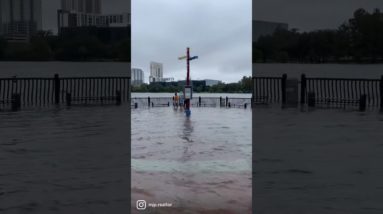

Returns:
0,0,42,42
132,68,144,85
149,62,163,83
61,0,101,14
58,0,130,30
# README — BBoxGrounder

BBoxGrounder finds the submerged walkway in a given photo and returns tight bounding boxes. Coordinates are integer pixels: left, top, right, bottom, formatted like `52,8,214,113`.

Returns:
131,108,252,213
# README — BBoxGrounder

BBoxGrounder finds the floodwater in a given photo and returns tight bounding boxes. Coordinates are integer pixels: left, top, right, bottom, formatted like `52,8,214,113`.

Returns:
0,105,130,213
131,107,252,213
253,107,383,214
252,63,383,213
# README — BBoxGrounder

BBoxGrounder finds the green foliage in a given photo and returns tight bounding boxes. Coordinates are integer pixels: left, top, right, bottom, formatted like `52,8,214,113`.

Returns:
55,35,107,60
0,29,131,61
132,76,252,93
112,39,130,61
254,8,383,63
0,37,7,59
28,37,54,60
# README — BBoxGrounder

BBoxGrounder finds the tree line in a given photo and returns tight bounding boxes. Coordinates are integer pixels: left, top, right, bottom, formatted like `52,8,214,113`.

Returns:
253,8,383,63
0,29,130,61
132,76,252,93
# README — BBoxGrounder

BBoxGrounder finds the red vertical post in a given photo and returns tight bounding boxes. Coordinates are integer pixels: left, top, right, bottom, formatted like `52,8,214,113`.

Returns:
186,47,190,86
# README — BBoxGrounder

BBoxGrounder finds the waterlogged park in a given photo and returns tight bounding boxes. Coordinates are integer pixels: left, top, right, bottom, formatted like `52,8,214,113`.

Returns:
130,48,252,213
1,53,383,214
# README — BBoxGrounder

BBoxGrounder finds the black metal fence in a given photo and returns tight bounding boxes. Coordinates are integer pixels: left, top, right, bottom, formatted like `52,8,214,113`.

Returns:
252,76,284,104
0,74,130,110
253,73,383,111
2,73,382,111
301,74,382,108
131,96,252,109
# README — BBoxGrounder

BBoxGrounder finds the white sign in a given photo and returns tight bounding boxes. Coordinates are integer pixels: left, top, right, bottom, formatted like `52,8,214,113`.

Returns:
184,86,192,99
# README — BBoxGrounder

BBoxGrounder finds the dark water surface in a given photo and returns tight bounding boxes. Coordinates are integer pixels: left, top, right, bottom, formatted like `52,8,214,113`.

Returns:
0,105,130,213
253,107,383,214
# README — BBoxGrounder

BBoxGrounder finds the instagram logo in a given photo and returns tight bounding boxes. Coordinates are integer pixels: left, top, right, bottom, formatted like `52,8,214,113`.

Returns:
136,200,147,210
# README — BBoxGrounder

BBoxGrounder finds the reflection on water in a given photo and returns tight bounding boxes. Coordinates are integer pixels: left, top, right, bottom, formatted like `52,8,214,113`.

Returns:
0,105,130,214
181,117,193,163
131,107,252,213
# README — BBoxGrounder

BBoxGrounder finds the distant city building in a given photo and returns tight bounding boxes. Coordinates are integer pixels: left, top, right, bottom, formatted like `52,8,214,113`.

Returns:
132,68,144,85
149,62,163,83
253,20,288,41
148,62,176,83
61,0,101,14
0,0,42,42
58,0,130,33
204,79,221,86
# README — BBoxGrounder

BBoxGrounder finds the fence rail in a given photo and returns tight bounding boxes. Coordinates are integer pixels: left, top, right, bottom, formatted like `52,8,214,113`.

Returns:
252,76,284,104
0,74,130,110
253,74,383,111
301,74,382,110
2,73,382,111
131,97,252,109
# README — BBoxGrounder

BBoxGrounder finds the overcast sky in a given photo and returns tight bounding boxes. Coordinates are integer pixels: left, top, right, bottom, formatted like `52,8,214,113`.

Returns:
132,0,252,83
40,1,382,83
253,0,383,32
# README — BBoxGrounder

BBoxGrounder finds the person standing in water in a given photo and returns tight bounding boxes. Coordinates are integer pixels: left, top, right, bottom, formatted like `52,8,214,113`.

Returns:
174,92,179,108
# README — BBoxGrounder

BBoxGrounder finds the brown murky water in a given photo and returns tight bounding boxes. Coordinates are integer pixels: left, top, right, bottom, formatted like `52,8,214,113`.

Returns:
131,107,252,214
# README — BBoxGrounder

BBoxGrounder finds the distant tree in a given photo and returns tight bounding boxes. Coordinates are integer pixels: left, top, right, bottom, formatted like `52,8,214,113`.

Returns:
112,39,130,61
55,35,107,61
0,37,7,59
28,37,53,60
253,8,383,63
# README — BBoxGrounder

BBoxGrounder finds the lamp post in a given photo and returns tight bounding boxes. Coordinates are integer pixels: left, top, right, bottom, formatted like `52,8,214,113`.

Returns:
178,47,198,117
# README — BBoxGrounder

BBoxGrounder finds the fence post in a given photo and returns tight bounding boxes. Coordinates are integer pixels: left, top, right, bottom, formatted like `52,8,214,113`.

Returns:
251,96,253,108
308,92,315,107
148,96,151,107
199,96,201,107
301,74,306,105
359,94,367,112
220,96,222,107
226,96,228,107
282,74,287,105
135,103,138,109
116,90,121,105
380,75,383,111
11,93,21,111
66,92,71,106
54,74,60,104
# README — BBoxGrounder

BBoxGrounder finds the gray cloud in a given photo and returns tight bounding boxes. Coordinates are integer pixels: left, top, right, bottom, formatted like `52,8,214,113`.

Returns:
132,0,252,83
253,0,383,31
